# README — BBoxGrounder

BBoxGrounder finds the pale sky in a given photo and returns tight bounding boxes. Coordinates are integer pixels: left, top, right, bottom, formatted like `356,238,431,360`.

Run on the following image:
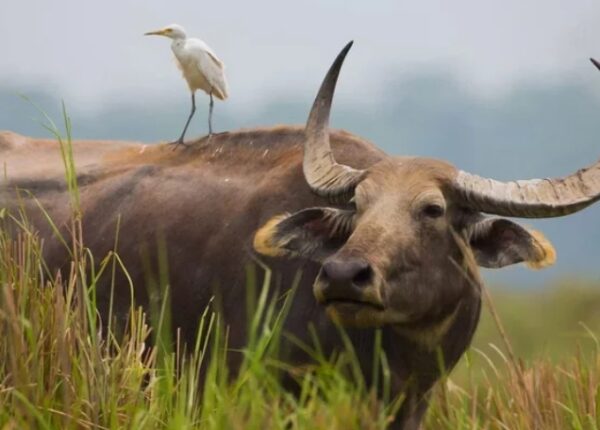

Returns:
2,0,600,112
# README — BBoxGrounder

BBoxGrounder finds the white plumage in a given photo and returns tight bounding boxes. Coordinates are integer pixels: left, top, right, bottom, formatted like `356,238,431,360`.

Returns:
172,33,228,100
145,23,228,145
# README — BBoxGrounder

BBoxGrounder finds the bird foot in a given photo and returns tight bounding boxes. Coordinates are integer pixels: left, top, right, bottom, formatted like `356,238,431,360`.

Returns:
167,138,190,150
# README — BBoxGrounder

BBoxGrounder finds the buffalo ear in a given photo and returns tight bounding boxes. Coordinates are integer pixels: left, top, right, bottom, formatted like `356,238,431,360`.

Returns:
468,218,556,269
253,207,354,261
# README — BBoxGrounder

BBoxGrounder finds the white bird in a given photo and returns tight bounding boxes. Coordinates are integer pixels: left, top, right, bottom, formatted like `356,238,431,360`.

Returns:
145,24,228,146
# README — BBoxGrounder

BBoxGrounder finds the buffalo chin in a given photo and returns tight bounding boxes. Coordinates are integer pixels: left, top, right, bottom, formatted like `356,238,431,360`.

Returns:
325,302,387,327
323,299,413,327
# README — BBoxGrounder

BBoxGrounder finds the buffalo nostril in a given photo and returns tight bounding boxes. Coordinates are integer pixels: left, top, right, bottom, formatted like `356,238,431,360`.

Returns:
352,266,373,287
322,258,373,287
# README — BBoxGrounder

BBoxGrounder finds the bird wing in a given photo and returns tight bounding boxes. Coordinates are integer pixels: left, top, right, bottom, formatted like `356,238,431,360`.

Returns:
187,38,229,100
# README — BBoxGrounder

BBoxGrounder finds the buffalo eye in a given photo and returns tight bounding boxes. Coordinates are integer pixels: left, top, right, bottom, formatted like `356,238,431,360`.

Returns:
422,203,445,219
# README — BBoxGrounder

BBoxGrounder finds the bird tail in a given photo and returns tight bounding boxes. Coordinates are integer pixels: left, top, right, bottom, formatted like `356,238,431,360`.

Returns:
213,82,228,100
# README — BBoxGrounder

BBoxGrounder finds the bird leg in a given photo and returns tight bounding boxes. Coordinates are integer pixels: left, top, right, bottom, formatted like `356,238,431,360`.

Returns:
208,91,214,136
170,92,196,148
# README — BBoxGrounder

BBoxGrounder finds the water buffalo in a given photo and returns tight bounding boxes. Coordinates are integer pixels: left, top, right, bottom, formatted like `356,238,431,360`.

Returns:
2,42,599,429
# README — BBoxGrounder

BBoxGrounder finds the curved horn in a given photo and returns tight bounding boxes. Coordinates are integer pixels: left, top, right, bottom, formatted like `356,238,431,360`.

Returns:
454,165,600,217
453,60,600,218
303,41,366,198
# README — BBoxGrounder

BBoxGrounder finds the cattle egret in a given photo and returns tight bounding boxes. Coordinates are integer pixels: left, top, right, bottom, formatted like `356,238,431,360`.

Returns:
145,24,228,146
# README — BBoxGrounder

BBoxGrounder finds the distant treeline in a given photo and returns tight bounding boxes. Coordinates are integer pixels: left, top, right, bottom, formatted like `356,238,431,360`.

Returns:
2,72,600,285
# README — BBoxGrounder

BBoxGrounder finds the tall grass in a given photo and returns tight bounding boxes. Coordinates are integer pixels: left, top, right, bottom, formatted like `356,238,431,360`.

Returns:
0,109,598,429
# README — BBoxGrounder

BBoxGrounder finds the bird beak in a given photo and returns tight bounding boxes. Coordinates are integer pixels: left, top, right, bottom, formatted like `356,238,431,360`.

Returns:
144,29,166,36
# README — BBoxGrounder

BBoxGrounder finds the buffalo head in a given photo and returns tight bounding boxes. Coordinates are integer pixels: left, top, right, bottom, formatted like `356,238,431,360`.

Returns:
254,42,598,330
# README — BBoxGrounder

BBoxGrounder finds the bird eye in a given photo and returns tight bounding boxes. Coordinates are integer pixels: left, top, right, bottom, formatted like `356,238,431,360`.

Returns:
422,203,445,218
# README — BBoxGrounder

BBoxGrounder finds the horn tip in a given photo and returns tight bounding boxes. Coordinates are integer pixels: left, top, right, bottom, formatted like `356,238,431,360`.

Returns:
341,40,354,56
331,41,353,70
